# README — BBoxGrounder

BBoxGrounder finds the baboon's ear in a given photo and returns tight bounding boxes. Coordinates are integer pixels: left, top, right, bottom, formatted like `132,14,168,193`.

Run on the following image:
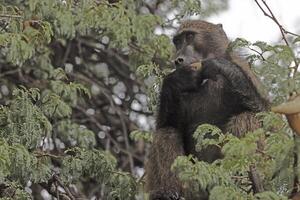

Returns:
217,23,223,29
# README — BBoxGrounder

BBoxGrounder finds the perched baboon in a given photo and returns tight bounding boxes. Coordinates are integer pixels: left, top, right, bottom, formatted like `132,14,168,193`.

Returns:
146,20,269,200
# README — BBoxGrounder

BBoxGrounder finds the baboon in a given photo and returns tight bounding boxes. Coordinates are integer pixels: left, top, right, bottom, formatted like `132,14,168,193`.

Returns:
145,20,269,200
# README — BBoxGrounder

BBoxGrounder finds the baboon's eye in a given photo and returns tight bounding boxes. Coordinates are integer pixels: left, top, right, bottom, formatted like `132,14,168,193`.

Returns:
185,32,194,43
173,38,180,45
173,36,182,48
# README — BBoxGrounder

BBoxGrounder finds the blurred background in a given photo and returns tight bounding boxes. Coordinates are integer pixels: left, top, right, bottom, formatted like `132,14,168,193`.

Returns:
209,0,300,43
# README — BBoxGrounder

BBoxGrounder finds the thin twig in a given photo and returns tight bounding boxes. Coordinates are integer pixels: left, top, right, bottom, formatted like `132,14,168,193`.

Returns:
53,175,75,200
249,164,264,193
231,175,249,180
0,14,23,19
55,181,60,200
253,0,300,78
117,108,135,173
248,47,266,61
254,0,289,45
0,68,20,78
34,151,62,159
62,40,72,65
75,105,143,162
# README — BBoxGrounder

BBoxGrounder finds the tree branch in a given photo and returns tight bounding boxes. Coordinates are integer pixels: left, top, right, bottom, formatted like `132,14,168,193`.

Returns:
249,164,264,193
0,14,22,19
253,0,300,78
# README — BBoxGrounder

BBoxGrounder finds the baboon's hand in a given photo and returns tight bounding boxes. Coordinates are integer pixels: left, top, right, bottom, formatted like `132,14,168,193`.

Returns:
149,189,183,200
164,67,198,93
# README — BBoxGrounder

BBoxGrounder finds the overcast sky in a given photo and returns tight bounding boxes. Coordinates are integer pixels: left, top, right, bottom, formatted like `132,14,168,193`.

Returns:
208,0,300,43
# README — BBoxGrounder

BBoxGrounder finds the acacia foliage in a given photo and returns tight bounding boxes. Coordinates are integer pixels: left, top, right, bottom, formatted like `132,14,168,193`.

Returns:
0,0,229,199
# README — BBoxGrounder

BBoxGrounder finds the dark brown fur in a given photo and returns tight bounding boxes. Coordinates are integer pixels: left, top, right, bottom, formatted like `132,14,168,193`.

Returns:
146,128,184,199
146,20,269,200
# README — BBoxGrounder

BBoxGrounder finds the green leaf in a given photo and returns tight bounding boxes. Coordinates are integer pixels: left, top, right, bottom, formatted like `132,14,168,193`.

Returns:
130,130,153,143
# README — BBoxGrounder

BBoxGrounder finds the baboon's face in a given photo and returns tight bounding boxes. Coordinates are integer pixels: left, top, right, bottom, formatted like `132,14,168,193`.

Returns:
173,31,206,69
173,22,229,69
